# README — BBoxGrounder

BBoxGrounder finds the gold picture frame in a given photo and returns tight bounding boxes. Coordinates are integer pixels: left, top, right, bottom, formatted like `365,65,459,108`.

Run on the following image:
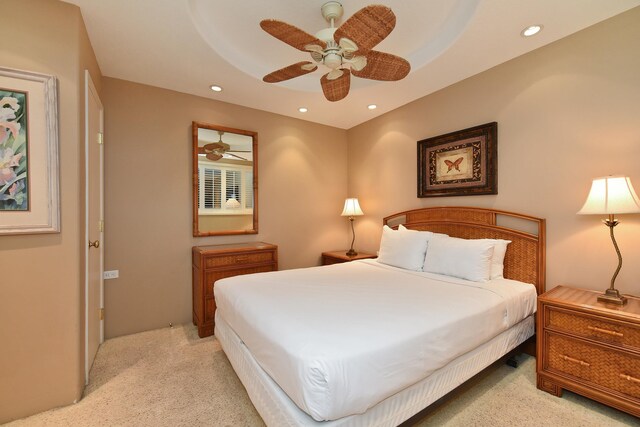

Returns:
418,122,497,197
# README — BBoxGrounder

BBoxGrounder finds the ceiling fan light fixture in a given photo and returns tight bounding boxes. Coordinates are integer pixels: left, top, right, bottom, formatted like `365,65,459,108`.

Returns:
324,52,343,69
349,56,367,71
338,37,358,52
327,69,344,80
304,44,324,53
315,27,338,43
209,85,223,92
521,25,543,37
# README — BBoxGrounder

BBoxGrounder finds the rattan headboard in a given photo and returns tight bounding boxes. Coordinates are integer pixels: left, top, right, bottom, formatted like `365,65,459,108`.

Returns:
383,207,546,294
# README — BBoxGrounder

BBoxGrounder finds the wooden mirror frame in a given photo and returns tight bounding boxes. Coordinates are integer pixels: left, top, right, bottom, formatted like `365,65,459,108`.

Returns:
192,122,258,236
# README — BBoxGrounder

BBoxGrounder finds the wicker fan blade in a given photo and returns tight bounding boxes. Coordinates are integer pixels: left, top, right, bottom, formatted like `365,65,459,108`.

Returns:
333,5,395,53
227,153,249,161
352,51,410,81
263,61,317,83
321,69,351,102
260,20,326,52
206,153,222,161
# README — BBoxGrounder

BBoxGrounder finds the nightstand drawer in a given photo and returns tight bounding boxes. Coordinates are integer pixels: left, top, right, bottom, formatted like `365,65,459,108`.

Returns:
546,332,640,400
204,251,276,268
546,306,640,351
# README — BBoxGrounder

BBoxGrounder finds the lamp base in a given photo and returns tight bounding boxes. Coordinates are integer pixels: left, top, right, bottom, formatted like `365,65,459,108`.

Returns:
597,288,628,306
345,249,358,257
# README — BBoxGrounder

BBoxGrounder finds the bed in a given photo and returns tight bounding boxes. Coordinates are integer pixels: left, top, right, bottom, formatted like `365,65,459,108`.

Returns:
214,206,546,426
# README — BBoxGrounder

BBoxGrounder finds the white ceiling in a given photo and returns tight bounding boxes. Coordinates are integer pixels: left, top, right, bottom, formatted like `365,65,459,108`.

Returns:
65,0,639,129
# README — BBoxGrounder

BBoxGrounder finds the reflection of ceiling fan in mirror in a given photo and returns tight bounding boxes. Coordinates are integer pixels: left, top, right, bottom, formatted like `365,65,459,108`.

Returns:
201,131,251,161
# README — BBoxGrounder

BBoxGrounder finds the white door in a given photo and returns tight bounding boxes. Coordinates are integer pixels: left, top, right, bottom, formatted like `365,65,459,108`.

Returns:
85,70,104,384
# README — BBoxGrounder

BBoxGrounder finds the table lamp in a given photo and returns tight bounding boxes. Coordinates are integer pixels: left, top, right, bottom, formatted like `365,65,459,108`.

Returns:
577,176,640,305
341,198,364,256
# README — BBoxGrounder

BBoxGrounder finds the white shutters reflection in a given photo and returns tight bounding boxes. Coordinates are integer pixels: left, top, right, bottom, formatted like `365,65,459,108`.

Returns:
204,168,221,209
225,170,241,208
198,163,252,214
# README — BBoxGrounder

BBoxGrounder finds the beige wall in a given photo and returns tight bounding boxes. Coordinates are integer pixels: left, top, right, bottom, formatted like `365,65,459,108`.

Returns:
347,8,640,296
101,78,348,338
0,0,102,423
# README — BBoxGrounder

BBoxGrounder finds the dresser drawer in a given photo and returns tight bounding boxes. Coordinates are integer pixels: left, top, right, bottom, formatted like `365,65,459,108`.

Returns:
193,242,278,338
204,251,276,268
546,332,640,400
204,265,275,297
546,306,640,352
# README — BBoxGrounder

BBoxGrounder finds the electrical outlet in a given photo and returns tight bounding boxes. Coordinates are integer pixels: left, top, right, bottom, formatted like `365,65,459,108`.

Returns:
103,270,119,280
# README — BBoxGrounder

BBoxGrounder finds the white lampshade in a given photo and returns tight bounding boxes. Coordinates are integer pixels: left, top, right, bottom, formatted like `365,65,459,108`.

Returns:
577,176,640,215
225,197,241,209
341,198,364,217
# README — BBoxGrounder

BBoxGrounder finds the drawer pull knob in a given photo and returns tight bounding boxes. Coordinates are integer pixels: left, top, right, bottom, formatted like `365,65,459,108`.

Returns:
587,325,623,337
619,373,640,384
561,354,590,367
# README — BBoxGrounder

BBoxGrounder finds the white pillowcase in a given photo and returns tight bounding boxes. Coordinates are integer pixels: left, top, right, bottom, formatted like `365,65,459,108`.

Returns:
377,225,431,271
484,239,511,279
398,224,449,239
423,236,495,282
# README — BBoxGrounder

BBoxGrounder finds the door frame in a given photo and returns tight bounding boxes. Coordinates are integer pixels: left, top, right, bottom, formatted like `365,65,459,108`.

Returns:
84,70,104,385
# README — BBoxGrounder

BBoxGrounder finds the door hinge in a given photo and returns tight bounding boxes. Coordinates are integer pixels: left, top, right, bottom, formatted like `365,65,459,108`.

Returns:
97,132,104,145
99,220,104,232
99,308,104,320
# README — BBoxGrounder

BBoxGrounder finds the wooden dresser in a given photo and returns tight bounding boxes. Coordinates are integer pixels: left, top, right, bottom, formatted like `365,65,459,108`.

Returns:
537,285,640,417
321,250,377,265
192,242,278,338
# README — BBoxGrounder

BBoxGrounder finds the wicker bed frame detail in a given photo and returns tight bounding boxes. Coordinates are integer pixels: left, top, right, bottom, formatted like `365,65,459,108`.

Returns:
383,207,546,295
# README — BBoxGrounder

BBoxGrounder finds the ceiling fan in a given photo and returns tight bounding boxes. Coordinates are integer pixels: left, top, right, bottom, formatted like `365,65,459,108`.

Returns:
200,131,250,161
260,2,410,102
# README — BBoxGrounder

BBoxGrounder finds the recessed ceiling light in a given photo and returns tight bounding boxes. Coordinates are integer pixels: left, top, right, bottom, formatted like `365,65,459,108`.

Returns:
367,104,377,110
298,107,308,113
210,85,223,92
521,25,543,37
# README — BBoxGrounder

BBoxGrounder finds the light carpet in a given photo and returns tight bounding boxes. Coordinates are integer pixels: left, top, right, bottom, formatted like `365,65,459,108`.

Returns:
6,324,638,426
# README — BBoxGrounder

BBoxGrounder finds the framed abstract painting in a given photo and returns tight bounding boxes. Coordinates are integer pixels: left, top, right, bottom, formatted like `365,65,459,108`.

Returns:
0,67,59,234
418,122,497,198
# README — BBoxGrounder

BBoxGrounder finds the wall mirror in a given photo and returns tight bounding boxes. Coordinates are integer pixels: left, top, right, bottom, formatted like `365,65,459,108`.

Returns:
192,122,258,236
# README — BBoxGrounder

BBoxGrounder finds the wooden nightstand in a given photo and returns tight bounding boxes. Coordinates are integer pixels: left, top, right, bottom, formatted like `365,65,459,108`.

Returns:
321,250,377,265
192,242,278,338
537,285,640,417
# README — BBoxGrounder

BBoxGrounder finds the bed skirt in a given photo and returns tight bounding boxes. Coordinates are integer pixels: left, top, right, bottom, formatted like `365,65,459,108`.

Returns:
215,311,534,426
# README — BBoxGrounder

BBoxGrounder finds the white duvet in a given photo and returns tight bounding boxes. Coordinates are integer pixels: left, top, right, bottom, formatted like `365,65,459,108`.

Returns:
214,259,536,421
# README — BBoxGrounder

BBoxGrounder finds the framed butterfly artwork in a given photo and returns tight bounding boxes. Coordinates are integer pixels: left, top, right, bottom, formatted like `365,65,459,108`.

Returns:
417,122,497,197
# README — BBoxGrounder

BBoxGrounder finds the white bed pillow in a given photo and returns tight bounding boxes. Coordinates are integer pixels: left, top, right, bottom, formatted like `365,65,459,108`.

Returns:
484,239,511,279
398,224,449,239
423,236,495,282
377,225,430,271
